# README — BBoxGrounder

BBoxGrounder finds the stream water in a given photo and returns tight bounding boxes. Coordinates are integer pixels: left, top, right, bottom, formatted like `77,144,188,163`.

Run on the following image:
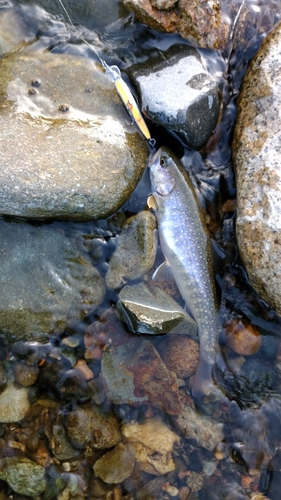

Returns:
1,0,281,499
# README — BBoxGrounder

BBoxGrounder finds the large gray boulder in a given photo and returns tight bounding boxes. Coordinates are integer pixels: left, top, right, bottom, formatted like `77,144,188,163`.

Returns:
233,22,281,315
0,49,148,220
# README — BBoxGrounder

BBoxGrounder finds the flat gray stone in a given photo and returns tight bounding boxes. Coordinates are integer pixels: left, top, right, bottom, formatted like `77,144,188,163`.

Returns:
0,50,148,220
0,220,105,342
233,22,281,315
129,44,220,148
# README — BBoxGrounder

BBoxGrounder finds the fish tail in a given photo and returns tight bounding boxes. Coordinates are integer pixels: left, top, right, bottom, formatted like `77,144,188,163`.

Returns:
191,352,224,402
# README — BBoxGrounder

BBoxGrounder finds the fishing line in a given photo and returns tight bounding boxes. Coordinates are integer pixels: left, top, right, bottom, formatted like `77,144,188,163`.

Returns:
56,0,155,149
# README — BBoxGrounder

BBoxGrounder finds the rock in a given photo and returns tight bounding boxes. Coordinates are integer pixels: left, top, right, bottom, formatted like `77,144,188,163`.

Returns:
93,443,135,483
156,334,199,378
0,9,34,56
225,318,261,356
0,457,46,497
101,337,182,414
233,22,281,316
105,211,157,289
14,362,39,387
117,282,191,334
0,220,105,342
66,406,121,450
0,382,30,423
0,49,148,220
122,0,280,54
129,44,220,149
48,425,80,461
175,403,224,451
122,417,180,475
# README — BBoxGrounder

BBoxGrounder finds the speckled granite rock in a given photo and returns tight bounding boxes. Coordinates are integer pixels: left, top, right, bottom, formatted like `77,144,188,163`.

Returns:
233,22,281,315
0,220,105,342
0,50,148,220
105,211,157,289
129,44,220,149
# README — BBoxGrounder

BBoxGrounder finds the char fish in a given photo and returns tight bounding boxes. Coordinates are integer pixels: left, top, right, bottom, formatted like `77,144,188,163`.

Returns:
148,146,220,398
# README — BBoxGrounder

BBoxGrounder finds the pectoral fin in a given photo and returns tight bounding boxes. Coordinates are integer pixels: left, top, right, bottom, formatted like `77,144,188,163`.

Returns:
152,261,174,281
147,194,158,210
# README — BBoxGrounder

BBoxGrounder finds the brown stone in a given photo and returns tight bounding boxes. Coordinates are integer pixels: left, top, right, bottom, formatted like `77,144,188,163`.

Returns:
225,319,261,356
157,335,199,378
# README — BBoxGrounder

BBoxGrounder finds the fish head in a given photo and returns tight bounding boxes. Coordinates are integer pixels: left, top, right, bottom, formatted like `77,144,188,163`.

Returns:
149,147,177,197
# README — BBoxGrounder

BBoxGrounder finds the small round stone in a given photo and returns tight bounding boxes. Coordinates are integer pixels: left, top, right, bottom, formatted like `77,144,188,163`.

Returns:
28,87,37,95
14,362,39,387
225,318,261,356
58,104,69,112
157,335,199,378
31,79,41,87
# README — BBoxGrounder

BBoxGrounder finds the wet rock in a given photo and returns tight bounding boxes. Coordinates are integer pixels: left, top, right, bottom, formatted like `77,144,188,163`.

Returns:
101,337,182,414
0,9,34,56
233,22,281,316
0,382,30,423
117,282,192,335
156,334,199,378
186,471,204,492
240,358,274,397
93,442,135,483
14,362,39,387
122,0,280,54
225,319,261,356
105,211,157,289
48,424,80,461
129,44,220,149
0,50,148,220
0,457,46,497
122,417,180,475
66,406,121,450
175,403,224,451
0,220,105,342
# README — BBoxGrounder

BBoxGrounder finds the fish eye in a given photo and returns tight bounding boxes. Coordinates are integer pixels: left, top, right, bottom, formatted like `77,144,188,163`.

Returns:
160,155,171,168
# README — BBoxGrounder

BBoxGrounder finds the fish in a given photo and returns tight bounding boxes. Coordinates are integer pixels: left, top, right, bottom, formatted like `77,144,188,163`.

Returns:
148,146,221,399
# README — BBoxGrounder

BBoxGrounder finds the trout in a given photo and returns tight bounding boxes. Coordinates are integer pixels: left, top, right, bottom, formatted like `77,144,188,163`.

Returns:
148,147,220,398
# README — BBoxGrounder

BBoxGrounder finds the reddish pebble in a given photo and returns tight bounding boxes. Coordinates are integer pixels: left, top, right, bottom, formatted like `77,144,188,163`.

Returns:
225,318,261,355
157,335,199,379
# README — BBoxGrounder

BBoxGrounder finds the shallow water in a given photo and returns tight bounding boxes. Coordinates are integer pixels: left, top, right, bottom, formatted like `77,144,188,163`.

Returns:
1,0,281,498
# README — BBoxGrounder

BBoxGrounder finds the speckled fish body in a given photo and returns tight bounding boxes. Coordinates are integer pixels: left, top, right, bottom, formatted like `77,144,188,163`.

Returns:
149,147,219,397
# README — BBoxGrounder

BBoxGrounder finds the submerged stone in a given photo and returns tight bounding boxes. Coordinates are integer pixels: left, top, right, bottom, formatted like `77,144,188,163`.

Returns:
122,417,180,475
175,403,224,451
93,443,135,483
156,334,199,378
105,211,157,289
0,9,34,56
0,457,46,497
117,282,192,334
0,50,148,220
101,337,182,414
129,44,220,149
66,406,121,450
0,220,105,342
0,382,30,423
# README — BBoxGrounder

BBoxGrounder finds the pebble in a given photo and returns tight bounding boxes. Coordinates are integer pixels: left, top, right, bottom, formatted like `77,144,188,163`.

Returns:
106,211,157,289
93,443,135,483
14,362,39,387
66,406,121,450
0,457,46,497
122,417,180,475
225,318,261,355
0,382,30,423
156,334,199,378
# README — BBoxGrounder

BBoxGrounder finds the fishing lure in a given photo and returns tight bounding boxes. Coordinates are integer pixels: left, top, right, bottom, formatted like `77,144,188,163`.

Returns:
57,0,155,148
